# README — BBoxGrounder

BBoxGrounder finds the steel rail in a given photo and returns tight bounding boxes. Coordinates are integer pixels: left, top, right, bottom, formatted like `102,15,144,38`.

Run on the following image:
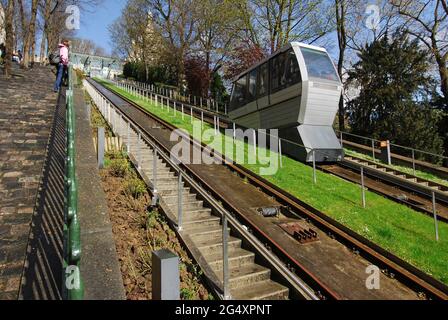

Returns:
91,78,448,300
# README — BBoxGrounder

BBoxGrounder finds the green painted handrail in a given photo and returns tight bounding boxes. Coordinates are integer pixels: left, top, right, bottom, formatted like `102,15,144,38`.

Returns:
64,64,84,300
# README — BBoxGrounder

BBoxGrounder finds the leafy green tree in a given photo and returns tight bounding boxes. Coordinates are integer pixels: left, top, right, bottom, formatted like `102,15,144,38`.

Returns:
347,32,444,156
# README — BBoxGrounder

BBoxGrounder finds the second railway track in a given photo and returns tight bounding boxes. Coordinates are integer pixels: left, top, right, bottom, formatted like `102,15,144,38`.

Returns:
86,77,448,300
120,79,448,218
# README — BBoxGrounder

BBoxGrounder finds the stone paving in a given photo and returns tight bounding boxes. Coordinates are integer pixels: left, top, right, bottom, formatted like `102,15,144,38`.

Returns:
0,64,60,299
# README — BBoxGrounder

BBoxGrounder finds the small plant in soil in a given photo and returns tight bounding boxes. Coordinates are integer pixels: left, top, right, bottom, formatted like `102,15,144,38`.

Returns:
123,177,147,199
108,158,130,178
180,287,197,300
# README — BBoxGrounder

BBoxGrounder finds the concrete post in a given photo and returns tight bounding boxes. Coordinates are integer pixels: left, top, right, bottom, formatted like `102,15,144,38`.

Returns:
87,103,91,126
97,127,105,169
152,249,180,300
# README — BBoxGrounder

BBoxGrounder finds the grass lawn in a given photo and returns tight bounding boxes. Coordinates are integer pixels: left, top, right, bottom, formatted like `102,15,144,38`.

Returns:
94,78,448,286
345,149,448,188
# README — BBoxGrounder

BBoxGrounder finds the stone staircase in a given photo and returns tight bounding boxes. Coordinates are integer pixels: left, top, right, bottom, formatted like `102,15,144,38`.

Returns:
126,133,289,300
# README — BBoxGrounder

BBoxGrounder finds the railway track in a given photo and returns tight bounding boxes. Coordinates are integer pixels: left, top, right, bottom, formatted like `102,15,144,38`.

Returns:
120,80,448,222
319,163,448,223
342,157,448,205
87,78,448,300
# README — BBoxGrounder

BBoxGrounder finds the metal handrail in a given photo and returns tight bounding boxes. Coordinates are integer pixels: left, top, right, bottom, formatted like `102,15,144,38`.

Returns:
64,65,84,300
335,130,448,163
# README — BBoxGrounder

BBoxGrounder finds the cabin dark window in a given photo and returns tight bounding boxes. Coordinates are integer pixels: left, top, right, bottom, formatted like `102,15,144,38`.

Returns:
248,69,257,103
257,63,269,98
271,52,289,94
230,75,248,111
270,54,280,93
278,52,287,89
285,48,301,86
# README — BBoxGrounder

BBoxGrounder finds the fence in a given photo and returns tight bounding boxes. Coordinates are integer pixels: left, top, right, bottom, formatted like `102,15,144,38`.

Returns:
119,79,228,115
336,130,448,170
63,66,84,299
119,79,447,171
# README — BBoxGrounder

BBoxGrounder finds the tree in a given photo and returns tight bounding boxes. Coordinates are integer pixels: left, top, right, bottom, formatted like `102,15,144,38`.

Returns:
71,37,106,55
335,0,347,131
193,0,243,94
184,55,209,96
347,32,443,155
392,0,448,106
224,43,266,80
148,0,198,87
239,0,333,54
21,0,39,68
2,0,14,77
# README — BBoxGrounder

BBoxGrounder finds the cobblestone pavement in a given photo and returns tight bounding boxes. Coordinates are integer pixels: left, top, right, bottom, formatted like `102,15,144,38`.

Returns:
0,65,59,299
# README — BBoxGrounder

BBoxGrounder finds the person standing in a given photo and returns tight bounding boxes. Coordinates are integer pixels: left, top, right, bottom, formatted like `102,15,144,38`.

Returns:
53,39,70,92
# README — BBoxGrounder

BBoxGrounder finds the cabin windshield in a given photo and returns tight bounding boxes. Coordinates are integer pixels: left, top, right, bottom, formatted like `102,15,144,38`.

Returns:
300,47,339,82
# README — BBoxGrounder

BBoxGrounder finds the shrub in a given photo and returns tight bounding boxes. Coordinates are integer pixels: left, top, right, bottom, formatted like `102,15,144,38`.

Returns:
124,178,146,199
108,159,129,177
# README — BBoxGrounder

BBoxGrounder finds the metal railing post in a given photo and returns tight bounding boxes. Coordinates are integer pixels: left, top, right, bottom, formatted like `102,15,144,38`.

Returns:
222,213,230,300
152,148,159,207
126,121,130,154
137,131,142,170
201,112,204,130
253,129,257,157
372,140,376,162
177,172,183,231
432,192,439,241
361,167,366,208
279,138,283,168
412,149,416,176
312,150,317,184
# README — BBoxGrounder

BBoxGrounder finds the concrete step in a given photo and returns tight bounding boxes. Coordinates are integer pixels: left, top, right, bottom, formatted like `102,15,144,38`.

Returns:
216,264,271,290
157,181,185,191
140,159,165,167
188,225,230,242
182,216,221,230
205,248,255,271
156,176,182,184
230,280,289,300
183,208,214,220
163,194,198,205
143,171,174,180
159,187,190,196
167,199,204,211
196,236,242,256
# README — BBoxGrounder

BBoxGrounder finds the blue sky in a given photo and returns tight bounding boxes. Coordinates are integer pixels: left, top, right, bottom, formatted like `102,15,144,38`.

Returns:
75,0,127,55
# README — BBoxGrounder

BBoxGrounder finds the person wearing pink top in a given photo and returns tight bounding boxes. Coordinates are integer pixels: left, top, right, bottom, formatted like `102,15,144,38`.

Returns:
53,39,70,92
